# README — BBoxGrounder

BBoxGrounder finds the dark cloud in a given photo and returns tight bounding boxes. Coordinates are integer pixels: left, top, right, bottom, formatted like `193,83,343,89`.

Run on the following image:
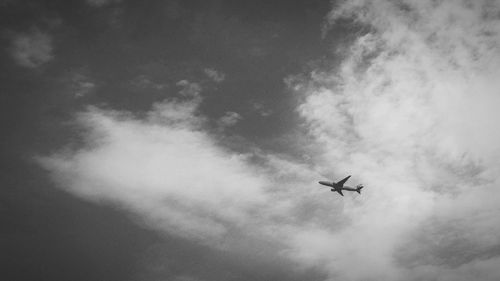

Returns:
396,218,500,268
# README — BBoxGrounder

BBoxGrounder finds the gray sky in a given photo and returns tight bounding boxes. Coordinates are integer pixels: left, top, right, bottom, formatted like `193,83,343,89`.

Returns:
3,1,500,281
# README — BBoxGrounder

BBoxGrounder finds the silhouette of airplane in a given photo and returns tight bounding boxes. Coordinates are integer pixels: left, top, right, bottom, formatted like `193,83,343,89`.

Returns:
318,175,363,196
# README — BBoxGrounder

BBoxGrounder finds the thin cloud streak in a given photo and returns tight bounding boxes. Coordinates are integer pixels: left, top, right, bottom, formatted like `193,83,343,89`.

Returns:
217,111,242,129
9,29,53,68
204,68,226,83
86,0,121,7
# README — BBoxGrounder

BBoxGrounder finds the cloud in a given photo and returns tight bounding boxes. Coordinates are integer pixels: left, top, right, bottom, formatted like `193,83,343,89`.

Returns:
250,101,272,117
36,81,331,277
288,0,500,280
86,0,121,7
71,72,96,98
204,68,225,83
217,111,242,129
10,29,53,68
131,75,168,91
38,98,268,242
173,276,205,281
405,256,500,281
176,80,202,98
36,1,500,280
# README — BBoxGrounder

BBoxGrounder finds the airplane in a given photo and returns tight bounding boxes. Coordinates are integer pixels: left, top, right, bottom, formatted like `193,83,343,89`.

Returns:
318,175,364,196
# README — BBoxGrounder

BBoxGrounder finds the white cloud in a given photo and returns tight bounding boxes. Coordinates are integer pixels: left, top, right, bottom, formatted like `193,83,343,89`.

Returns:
131,75,168,91
176,80,202,97
289,0,500,280
36,85,334,275
217,111,242,128
71,72,96,98
38,98,268,242
250,101,272,117
204,68,225,83
37,1,500,280
10,29,53,68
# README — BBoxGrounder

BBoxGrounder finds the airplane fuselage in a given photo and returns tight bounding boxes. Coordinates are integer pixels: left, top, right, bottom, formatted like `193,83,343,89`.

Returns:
318,181,357,191
318,178,363,196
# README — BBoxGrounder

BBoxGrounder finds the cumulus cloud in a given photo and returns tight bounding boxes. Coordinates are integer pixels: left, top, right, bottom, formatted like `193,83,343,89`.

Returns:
38,98,268,242
289,0,500,280
37,1,500,280
36,81,311,245
10,29,53,68
36,78,334,277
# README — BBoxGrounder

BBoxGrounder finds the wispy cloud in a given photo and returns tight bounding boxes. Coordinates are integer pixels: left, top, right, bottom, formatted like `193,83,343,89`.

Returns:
36,79,326,274
176,80,202,98
36,1,500,280
37,99,268,242
291,0,500,280
204,68,225,83
250,101,272,117
217,111,242,129
71,72,96,98
131,75,168,91
173,276,205,281
10,29,53,68
86,0,121,7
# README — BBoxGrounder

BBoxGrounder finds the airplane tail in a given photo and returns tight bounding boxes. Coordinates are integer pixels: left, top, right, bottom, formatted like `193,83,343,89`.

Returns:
356,184,364,194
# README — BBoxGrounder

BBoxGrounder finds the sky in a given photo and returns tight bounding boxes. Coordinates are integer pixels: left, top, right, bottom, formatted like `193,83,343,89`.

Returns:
2,0,500,281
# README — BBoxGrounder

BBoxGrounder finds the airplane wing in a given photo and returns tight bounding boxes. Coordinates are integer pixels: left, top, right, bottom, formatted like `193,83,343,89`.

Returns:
336,189,344,196
337,175,351,187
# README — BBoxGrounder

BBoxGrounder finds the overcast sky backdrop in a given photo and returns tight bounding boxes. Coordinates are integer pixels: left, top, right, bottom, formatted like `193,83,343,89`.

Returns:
2,1,500,281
